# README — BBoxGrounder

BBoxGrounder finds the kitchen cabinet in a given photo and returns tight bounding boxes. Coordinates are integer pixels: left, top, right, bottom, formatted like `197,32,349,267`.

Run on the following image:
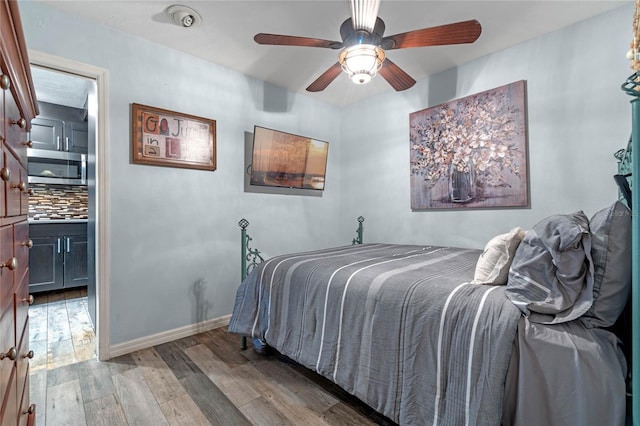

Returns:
64,120,88,153
28,117,61,152
0,1,39,423
28,222,87,293
30,116,87,154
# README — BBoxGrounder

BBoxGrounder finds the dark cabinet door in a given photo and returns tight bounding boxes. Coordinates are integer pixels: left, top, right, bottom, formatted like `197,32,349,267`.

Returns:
29,223,88,293
28,236,64,292
64,121,88,153
63,234,87,288
29,118,87,154
30,118,63,151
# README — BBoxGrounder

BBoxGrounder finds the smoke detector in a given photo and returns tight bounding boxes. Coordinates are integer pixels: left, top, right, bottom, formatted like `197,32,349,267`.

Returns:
167,5,201,28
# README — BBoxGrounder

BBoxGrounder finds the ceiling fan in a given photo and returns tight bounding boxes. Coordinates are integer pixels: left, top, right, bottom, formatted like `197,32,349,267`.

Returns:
254,0,482,92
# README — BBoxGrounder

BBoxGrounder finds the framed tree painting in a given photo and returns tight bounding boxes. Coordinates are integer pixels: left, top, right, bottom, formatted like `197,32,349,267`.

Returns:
409,80,529,210
132,103,216,171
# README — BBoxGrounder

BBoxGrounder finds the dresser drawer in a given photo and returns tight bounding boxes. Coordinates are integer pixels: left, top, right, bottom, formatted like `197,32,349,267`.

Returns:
17,364,33,426
0,364,17,426
13,220,29,287
0,73,6,144
0,225,15,309
3,148,25,217
19,166,28,217
0,308,15,412
3,88,28,168
0,166,4,219
16,316,29,412
14,274,29,351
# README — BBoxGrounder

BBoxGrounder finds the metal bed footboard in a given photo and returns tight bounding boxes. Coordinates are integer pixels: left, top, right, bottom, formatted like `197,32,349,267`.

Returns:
237,217,364,350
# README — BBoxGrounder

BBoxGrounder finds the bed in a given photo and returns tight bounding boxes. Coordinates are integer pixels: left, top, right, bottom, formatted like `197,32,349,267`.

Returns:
229,203,631,425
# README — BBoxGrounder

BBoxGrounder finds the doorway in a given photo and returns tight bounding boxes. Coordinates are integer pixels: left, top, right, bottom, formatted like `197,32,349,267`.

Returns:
27,50,110,362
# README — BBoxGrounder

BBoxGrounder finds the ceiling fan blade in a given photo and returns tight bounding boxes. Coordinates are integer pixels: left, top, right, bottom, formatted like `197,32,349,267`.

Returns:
378,58,416,91
254,33,342,49
306,63,343,92
383,19,482,50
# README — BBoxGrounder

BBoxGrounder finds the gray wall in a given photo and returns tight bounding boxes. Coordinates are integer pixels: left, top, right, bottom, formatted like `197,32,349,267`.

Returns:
340,4,633,249
19,1,344,346
18,2,634,347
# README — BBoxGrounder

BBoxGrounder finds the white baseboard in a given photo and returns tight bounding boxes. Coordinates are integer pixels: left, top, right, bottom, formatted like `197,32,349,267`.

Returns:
108,314,231,359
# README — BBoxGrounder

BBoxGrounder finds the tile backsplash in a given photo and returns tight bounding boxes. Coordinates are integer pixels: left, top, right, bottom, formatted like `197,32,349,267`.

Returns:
29,184,88,220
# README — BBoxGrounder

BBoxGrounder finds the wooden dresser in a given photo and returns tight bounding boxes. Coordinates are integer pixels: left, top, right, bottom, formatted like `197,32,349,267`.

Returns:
0,1,39,425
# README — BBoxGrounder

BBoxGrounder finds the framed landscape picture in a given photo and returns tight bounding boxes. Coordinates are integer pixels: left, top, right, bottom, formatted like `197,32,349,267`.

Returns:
409,80,529,210
131,103,216,171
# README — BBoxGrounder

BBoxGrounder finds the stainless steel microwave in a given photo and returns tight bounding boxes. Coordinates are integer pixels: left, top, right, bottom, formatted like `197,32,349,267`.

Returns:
27,148,87,185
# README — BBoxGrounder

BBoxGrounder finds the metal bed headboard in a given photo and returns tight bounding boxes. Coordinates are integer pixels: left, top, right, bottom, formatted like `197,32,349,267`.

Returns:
621,71,639,424
237,216,365,350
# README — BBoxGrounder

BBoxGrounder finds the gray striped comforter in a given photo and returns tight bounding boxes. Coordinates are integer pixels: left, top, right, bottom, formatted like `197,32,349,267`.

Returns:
229,244,522,425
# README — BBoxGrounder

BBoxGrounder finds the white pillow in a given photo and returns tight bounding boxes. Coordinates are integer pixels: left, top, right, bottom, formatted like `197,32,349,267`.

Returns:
473,227,526,285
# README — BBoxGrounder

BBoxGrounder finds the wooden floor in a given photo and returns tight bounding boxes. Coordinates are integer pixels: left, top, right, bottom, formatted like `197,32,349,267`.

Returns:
29,287,96,373
28,291,396,425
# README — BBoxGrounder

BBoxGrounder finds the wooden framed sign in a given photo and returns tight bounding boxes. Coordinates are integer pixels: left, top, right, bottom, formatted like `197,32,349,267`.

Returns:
131,103,216,171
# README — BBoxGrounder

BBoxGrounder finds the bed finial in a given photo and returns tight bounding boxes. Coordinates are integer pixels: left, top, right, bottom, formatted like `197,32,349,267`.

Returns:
239,218,264,350
239,219,263,282
352,216,365,245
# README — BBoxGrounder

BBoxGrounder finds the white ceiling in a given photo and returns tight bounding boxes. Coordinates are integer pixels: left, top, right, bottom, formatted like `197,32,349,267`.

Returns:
31,66,93,109
35,0,630,107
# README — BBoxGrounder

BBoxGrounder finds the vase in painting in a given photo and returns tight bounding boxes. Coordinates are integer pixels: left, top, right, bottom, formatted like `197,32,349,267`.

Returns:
448,162,475,203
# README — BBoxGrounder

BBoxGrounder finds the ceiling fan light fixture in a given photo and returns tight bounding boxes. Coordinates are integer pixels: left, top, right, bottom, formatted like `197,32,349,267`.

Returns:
339,44,385,85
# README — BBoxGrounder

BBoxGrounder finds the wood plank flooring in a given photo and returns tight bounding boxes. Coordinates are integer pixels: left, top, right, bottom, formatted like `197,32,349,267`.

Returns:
28,290,396,425
30,287,96,373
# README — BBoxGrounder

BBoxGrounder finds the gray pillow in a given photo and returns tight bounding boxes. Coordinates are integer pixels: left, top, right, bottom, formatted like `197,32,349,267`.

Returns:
580,201,632,328
505,211,594,324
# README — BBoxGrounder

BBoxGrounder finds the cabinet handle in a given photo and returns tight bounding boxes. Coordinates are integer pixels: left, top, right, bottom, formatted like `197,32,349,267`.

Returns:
21,140,33,148
22,239,33,249
0,347,17,361
0,257,17,271
11,118,26,129
57,238,61,254
14,181,27,192
65,137,69,151
22,403,35,415
66,237,70,253
56,136,61,151
0,75,9,90
0,167,10,182
21,350,34,359
22,295,34,305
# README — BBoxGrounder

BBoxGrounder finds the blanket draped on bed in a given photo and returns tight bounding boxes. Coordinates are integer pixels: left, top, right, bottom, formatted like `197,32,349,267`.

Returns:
229,243,522,425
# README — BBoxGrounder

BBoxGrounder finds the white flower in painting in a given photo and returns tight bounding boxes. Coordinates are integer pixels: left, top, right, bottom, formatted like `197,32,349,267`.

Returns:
410,86,524,190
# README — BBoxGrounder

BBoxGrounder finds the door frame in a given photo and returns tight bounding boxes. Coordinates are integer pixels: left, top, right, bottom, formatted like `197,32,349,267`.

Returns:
28,50,111,360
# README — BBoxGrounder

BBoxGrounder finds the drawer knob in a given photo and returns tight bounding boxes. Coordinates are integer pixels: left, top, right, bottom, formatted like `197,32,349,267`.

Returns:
0,347,17,361
21,140,33,148
11,118,27,129
0,75,9,90
0,257,17,271
22,239,33,249
22,403,35,415
23,295,34,305
22,350,34,359
13,181,27,192
0,167,10,182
